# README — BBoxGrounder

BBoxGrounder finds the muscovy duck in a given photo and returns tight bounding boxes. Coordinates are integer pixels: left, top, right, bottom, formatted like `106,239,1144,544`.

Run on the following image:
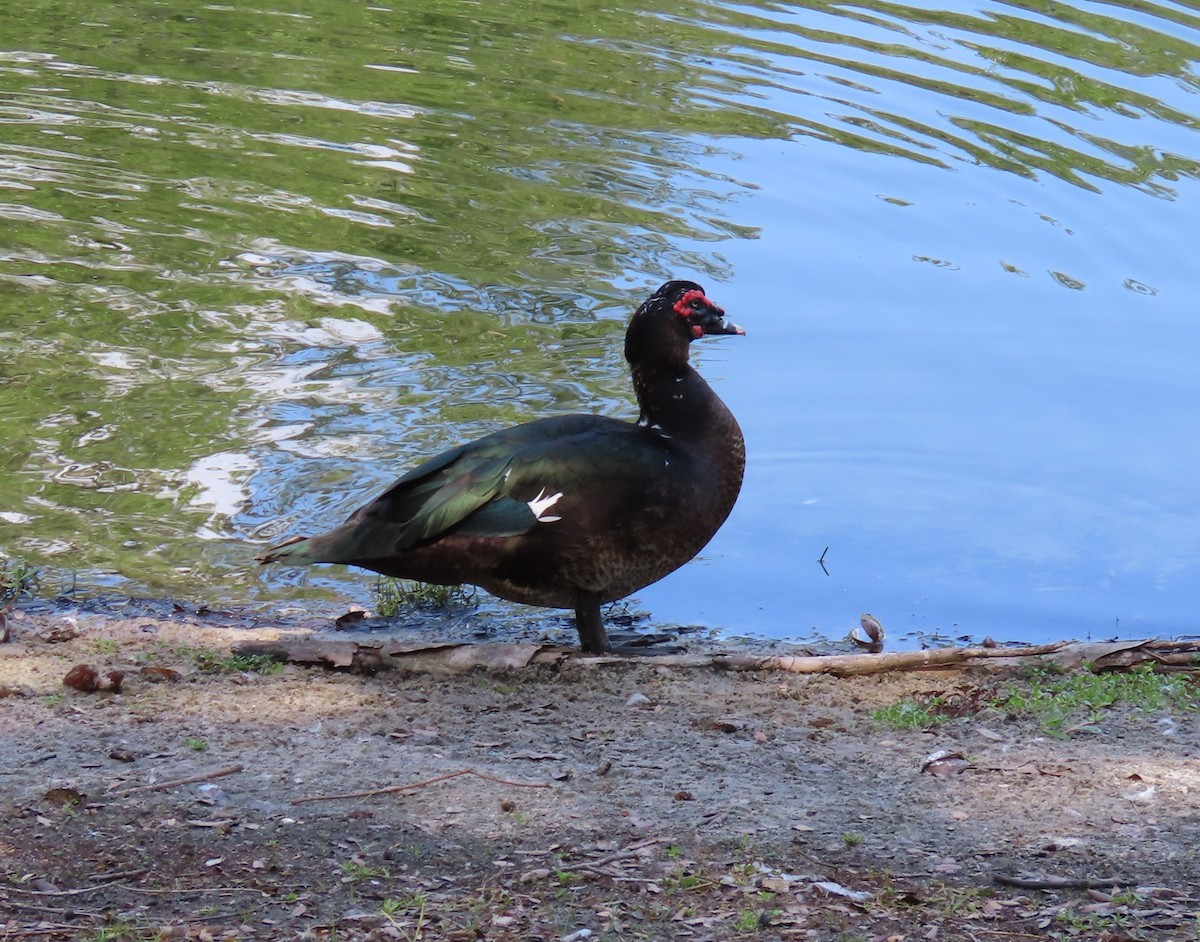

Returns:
256,280,745,653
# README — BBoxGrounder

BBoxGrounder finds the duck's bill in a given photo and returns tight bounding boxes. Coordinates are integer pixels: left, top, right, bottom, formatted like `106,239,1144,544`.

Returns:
706,317,745,336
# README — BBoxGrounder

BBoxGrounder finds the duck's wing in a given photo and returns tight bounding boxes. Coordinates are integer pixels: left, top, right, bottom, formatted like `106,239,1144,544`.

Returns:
351,414,662,546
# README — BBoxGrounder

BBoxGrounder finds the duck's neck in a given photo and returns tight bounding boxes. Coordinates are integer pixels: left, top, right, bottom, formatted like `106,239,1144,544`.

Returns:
631,361,737,442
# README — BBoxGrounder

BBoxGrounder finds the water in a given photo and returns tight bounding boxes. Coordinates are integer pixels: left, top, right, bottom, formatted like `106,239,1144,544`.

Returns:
2,0,1198,645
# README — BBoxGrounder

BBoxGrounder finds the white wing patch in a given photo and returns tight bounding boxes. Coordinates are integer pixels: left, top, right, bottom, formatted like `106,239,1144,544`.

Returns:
528,488,563,523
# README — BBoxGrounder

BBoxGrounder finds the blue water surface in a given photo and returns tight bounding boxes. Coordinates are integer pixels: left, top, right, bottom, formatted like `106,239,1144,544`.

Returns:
1,0,1198,646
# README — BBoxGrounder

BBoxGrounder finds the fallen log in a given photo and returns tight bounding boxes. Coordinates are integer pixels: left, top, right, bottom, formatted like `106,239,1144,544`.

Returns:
230,636,1200,677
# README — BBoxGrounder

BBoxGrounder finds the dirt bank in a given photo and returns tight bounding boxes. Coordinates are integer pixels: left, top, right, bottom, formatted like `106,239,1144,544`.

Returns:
1,601,1197,940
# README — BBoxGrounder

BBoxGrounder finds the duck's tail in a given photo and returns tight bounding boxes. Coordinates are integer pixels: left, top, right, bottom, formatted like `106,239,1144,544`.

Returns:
254,535,314,565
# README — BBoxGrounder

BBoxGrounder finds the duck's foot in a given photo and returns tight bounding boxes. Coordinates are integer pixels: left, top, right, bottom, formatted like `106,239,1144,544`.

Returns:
573,604,686,656
574,602,612,654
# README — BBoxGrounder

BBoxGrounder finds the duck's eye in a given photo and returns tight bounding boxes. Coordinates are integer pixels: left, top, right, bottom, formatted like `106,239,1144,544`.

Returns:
672,288,708,318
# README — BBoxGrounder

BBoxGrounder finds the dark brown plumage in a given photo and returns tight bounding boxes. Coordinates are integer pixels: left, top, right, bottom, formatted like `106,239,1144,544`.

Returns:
256,280,745,653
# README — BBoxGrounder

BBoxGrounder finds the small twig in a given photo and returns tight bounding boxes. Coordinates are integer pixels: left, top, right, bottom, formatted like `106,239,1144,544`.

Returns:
123,884,288,895
970,764,1065,777
556,837,665,873
0,897,104,918
291,768,551,805
3,867,152,898
108,764,243,797
0,925,85,938
90,868,150,885
993,872,1124,890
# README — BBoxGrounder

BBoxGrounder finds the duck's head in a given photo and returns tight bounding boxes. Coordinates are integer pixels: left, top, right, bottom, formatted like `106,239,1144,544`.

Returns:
625,280,744,366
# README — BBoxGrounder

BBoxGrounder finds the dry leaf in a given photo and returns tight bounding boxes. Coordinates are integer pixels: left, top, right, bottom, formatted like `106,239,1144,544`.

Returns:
63,664,100,692
1121,785,1156,804
140,666,182,683
44,786,85,806
813,880,871,903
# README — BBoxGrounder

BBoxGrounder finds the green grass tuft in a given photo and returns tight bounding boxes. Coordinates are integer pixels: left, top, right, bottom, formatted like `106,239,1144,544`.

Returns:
176,644,284,675
997,665,1200,737
871,698,951,730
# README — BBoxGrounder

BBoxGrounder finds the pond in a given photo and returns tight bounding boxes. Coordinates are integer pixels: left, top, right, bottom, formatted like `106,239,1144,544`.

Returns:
2,0,1198,646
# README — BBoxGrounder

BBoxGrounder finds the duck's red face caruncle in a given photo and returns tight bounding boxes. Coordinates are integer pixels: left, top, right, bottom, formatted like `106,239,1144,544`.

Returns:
672,287,744,339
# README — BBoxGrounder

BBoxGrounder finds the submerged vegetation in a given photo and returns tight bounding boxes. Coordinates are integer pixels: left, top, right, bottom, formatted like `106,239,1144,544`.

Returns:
0,556,39,602
372,578,474,617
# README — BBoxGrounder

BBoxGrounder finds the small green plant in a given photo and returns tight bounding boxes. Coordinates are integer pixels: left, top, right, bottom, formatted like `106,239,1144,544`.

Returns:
931,886,991,915
82,921,140,942
91,637,120,654
871,698,950,730
0,557,38,601
731,860,758,883
183,737,207,751
841,832,864,848
381,890,429,940
222,653,285,675
372,578,473,616
734,908,776,933
391,892,427,908
339,860,386,883
1108,888,1144,907
176,644,283,675
1053,906,1128,934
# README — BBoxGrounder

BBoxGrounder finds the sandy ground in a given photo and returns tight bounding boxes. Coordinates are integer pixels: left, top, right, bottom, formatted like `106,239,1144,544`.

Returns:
2,598,1199,941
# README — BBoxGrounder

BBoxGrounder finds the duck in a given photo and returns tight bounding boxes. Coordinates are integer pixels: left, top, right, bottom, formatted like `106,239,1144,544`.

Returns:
256,280,745,653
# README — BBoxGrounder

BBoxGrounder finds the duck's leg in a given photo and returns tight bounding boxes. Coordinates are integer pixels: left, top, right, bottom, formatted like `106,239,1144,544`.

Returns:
574,599,612,654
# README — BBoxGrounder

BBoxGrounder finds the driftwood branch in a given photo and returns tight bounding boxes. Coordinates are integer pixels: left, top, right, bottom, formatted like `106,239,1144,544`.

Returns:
231,637,1200,678
291,768,552,805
